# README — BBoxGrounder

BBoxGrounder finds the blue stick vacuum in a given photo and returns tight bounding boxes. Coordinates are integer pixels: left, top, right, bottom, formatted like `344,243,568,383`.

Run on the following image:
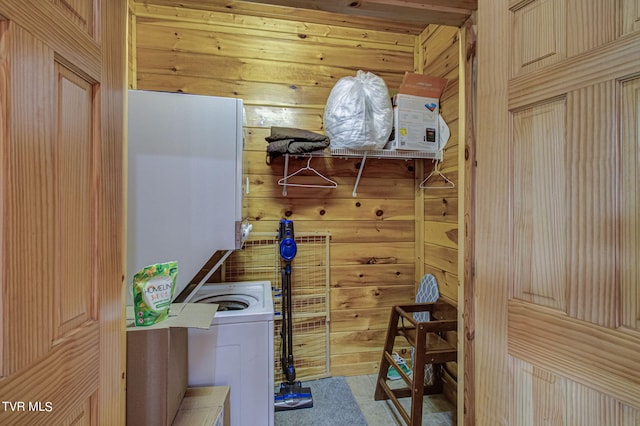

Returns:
274,219,314,411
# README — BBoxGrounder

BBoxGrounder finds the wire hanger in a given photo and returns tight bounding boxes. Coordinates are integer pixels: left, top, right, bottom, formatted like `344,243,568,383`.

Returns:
278,156,338,189
419,159,455,189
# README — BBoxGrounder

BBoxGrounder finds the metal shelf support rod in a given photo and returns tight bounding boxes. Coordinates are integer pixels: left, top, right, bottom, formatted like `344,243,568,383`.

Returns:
352,151,367,197
282,153,290,196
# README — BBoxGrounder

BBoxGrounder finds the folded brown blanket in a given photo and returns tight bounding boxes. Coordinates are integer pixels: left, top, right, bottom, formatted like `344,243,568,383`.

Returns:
265,127,330,163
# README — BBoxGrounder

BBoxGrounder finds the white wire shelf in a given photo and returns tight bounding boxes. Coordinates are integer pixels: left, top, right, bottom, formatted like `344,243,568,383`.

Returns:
328,147,442,160
284,148,441,160
278,148,442,197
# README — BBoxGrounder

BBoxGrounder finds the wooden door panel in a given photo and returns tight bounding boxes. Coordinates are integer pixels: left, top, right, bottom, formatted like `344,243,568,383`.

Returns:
509,33,640,110
62,396,96,426
54,63,97,339
563,379,620,426
1,21,56,376
511,99,567,311
622,0,640,35
0,0,100,79
565,81,618,327
50,0,96,37
509,300,640,408
508,82,622,322
510,0,617,77
510,358,565,426
0,324,99,424
623,404,640,424
510,0,566,77
621,77,640,331
566,0,616,56
511,357,625,426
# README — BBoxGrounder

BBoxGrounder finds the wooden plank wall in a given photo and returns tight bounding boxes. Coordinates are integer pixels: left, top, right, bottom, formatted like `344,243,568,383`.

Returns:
419,25,460,306
128,2,460,378
418,24,461,405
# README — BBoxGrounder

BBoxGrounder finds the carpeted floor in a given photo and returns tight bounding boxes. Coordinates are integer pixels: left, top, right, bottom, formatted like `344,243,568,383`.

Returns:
275,376,367,426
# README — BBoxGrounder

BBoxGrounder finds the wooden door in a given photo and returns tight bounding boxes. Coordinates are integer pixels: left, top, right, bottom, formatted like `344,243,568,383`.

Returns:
0,1,125,425
475,0,640,424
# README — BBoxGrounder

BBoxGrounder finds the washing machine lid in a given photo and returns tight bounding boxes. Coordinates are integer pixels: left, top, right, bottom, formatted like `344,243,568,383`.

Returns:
192,281,274,324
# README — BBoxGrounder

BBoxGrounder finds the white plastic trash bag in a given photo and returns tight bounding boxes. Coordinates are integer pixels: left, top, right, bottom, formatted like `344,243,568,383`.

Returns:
323,70,393,150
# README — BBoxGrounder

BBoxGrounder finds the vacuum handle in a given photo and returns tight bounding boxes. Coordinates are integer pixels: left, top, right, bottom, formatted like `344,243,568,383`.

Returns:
283,263,296,383
280,265,288,375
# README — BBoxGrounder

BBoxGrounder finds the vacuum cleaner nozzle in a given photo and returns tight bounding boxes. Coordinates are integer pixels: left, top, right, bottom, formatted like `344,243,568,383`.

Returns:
274,382,313,411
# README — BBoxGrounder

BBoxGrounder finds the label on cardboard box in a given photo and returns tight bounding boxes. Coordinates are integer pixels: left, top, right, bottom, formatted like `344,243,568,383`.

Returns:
390,94,440,152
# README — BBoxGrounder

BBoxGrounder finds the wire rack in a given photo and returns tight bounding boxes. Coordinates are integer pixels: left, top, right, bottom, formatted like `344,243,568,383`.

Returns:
223,232,331,381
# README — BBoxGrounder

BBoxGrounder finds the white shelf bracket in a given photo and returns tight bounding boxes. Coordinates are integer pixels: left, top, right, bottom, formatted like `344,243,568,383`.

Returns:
352,151,367,197
282,153,289,196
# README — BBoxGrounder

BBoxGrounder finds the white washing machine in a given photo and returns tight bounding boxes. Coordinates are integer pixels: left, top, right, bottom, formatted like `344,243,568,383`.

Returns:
187,281,274,426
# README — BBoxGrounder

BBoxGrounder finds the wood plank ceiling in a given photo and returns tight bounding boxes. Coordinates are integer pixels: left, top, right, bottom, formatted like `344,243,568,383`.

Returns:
241,0,476,27
140,0,477,33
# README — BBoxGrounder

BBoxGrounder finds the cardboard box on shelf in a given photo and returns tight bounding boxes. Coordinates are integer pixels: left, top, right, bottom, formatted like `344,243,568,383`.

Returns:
173,386,231,426
126,303,218,426
398,71,447,98
386,73,448,152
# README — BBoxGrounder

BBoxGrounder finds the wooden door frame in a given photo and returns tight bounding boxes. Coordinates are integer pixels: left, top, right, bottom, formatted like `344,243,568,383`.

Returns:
459,14,476,426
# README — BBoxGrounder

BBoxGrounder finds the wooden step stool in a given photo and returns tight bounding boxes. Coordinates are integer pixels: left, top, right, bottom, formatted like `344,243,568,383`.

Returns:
374,300,457,426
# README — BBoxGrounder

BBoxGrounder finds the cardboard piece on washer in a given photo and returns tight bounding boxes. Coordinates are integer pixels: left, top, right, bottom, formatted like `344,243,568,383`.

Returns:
173,386,231,426
125,302,218,329
126,303,218,426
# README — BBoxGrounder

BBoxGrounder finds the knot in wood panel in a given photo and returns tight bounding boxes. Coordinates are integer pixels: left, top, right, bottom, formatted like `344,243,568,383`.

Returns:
365,257,396,264
465,328,475,341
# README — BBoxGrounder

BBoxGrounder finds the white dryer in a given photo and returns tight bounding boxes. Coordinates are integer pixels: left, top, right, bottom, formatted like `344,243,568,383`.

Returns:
187,281,274,426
